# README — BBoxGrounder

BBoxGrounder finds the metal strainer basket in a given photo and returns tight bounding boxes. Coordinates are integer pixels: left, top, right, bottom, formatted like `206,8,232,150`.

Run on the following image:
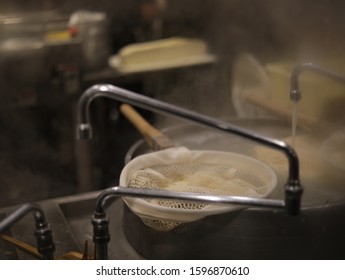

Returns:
120,146,277,231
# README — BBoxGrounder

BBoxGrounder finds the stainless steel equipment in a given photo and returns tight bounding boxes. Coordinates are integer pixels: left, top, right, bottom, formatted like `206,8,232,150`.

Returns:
0,11,81,107
68,10,110,71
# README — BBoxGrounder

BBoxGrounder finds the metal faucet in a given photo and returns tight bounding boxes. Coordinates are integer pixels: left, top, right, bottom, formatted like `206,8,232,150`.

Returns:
76,84,302,213
76,84,303,259
290,62,345,102
0,203,55,259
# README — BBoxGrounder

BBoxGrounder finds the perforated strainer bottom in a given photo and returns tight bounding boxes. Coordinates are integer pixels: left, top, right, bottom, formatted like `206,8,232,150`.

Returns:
120,147,277,231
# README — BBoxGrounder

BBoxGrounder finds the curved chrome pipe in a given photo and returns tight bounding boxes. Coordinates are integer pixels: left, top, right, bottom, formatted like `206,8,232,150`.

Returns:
290,62,345,102
76,84,303,215
0,203,55,259
0,203,45,231
94,186,285,214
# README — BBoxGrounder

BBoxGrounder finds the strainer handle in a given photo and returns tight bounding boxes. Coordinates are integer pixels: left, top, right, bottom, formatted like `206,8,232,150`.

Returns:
119,104,174,150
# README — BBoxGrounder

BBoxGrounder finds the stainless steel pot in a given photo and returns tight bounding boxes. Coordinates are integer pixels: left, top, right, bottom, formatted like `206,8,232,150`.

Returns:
122,119,345,259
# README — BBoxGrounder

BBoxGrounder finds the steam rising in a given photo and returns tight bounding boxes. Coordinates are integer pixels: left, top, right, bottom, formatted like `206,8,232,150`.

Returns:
1,0,345,207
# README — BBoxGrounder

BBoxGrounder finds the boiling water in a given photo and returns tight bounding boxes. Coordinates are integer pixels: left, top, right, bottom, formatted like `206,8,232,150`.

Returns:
291,101,298,148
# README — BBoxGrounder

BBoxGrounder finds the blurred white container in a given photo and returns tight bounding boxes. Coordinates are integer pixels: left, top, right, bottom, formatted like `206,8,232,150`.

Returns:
69,10,110,71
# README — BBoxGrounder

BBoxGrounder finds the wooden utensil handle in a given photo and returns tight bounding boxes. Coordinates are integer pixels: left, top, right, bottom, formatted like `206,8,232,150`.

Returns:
120,104,174,150
120,104,162,138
